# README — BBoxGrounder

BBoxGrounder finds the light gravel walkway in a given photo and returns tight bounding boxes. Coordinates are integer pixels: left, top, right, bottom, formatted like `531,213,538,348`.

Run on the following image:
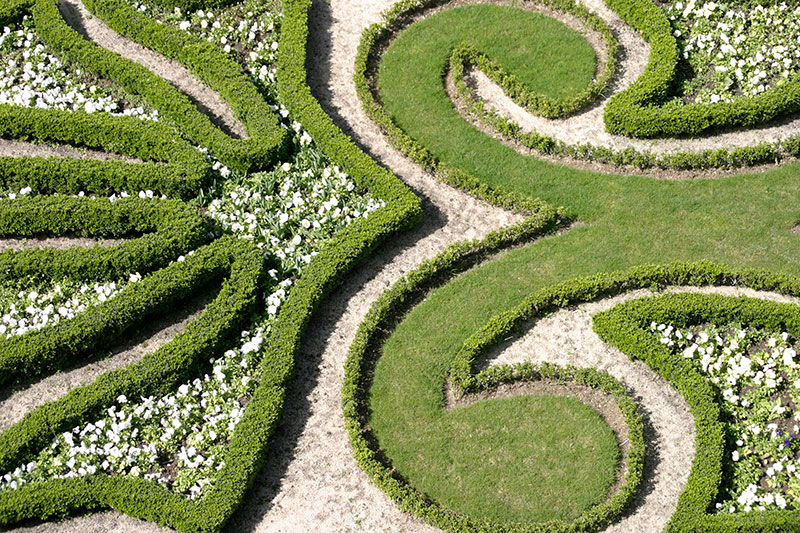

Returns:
468,0,800,156
0,139,139,162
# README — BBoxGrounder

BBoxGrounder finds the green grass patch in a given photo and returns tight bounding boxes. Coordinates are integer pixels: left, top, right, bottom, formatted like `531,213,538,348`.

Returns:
365,1,800,530
370,379,620,523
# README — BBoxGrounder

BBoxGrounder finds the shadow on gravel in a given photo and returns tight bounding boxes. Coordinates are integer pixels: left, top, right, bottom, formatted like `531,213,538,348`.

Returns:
224,1,459,530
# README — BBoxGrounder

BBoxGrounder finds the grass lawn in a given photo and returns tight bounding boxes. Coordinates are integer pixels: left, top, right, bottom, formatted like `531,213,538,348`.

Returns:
366,1,800,526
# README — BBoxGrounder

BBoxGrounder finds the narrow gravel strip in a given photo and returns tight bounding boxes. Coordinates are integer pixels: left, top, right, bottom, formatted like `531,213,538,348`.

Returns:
0,139,139,162
58,0,248,139
0,289,215,432
2,292,218,533
468,0,800,155
0,237,122,251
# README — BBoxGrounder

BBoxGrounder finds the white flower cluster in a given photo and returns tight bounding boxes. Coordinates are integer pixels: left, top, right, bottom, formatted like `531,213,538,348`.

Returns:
0,17,157,119
0,277,134,338
665,1,800,103
0,0,388,502
654,321,800,512
132,2,281,90
0,327,268,499
208,152,385,274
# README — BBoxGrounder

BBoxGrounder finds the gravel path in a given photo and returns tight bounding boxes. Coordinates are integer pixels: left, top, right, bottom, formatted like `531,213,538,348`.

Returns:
0,139,139,162
226,0,521,530
467,0,800,156
0,290,214,432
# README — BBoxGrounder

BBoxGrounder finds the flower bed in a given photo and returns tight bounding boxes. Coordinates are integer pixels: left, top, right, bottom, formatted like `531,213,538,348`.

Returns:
0,0,420,529
654,319,800,514
664,0,800,105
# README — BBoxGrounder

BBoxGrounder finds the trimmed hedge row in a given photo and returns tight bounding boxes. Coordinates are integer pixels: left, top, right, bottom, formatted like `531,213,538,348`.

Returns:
0,205,219,386
449,47,790,172
603,0,800,138
344,249,800,531
451,358,645,532
83,0,289,172
30,0,284,173
0,236,268,531
0,105,211,200
0,0,32,25
450,0,617,120
0,196,209,282
594,292,800,532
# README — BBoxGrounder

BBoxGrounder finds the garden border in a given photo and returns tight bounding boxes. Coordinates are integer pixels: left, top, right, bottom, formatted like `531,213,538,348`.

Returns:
344,235,800,531
595,292,800,531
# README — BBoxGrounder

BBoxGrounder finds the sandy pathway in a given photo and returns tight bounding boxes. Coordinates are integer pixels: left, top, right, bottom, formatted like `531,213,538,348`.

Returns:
467,0,800,155
0,139,139,162
0,290,214,432
58,0,247,139
227,0,522,530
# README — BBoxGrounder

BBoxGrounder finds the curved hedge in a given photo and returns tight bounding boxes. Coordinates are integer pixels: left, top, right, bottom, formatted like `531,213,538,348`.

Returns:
449,44,790,171
603,0,800,138
0,105,211,200
0,236,268,531
448,0,618,120
345,243,800,531
83,0,290,171
594,292,800,531
28,0,285,173
0,196,209,282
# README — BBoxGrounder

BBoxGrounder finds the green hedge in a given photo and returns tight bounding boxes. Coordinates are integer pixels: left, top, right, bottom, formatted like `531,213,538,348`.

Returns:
450,44,790,172
0,196,209,282
83,0,289,172
450,357,645,532
603,0,800,138
0,0,32,25
0,105,211,199
594,292,800,532
30,0,285,172
0,236,268,531
354,0,554,215
345,251,800,531
0,194,211,387
449,0,617,120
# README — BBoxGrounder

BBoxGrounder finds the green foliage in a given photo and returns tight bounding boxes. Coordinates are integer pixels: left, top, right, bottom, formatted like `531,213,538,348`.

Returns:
603,0,800,138
594,291,800,531
82,0,289,171
0,236,268,532
0,105,211,199
28,0,284,172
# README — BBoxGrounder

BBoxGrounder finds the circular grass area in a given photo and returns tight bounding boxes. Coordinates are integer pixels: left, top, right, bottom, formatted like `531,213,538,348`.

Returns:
377,4,599,132
368,387,621,523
